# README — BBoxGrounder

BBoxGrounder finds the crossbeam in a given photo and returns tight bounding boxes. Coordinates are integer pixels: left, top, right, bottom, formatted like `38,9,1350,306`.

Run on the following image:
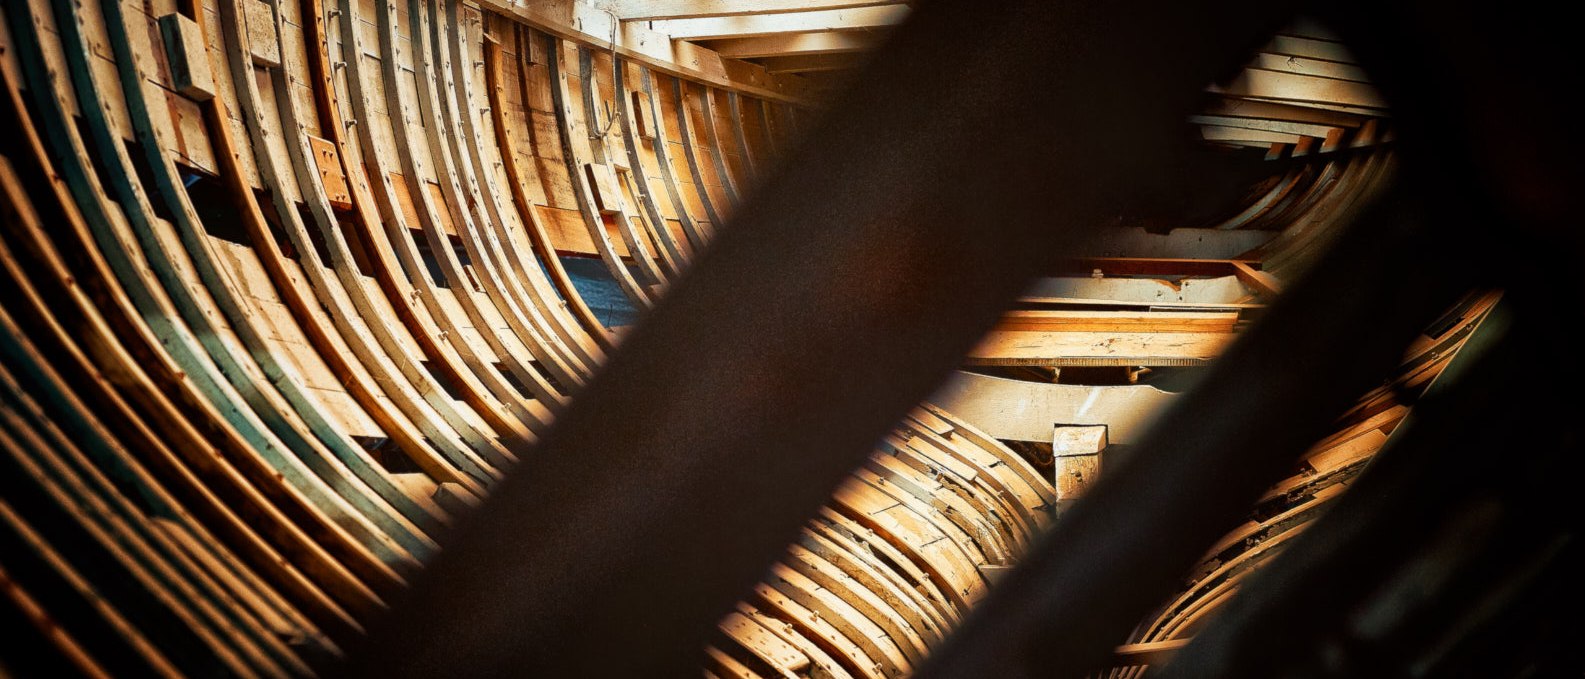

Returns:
611,0,904,21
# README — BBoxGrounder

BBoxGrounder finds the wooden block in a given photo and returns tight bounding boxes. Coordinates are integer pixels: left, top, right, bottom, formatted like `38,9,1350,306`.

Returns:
1053,425,1108,456
307,135,352,209
433,482,481,514
157,13,215,101
246,0,281,68
631,91,656,140
1053,425,1107,503
584,163,622,215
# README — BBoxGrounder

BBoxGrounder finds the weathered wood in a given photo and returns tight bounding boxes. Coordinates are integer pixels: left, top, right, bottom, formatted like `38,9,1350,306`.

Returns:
612,0,903,21
1052,425,1107,504
308,134,354,209
705,31,882,59
473,0,813,103
931,372,1175,444
648,6,908,41
157,13,216,101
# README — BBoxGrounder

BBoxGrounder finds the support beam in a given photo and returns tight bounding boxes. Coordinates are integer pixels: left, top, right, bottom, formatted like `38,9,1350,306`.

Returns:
1114,639,1192,667
646,5,908,40
704,31,882,59
1201,125,1308,146
1232,261,1284,297
1203,98,1369,128
930,372,1174,444
474,0,814,103
760,53,864,74
346,0,1300,674
1189,114,1342,140
611,0,904,21
1210,69,1388,110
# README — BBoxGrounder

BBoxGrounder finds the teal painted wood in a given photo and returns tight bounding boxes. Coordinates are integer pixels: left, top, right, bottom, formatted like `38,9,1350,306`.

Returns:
78,0,429,570
0,228,317,673
381,0,564,430
0,360,285,677
217,0,485,520
418,0,592,390
433,0,604,379
4,0,389,623
335,0,525,476
295,0,523,487
0,50,364,639
0,452,178,677
236,0,491,496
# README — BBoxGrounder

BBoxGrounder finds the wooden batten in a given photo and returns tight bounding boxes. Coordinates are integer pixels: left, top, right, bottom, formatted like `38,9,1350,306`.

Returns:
245,0,282,68
157,13,215,101
584,163,624,215
1052,425,1107,505
308,134,354,210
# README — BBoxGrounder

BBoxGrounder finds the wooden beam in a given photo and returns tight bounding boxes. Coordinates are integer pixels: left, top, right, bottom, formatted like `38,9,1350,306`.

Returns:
1232,261,1284,297
1210,68,1388,110
646,5,908,40
1072,227,1276,260
760,52,864,74
611,0,904,21
968,311,1239,366
1249,53,1369,82
704,31,882,59
1113,639,1191,667
474,0,814,103
930,372,1175,444
1201,125,1307,146
993,310,1240,334
1204,97,1368,128
1050,257,1261,278
1265,34,1355,63
1189,114,1341,139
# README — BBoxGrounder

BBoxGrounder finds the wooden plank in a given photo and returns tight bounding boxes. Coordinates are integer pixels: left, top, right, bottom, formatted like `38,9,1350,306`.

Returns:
930,371,1176,444
1231,260,1283,297
760,52,863,74
1210,69,1388,110
1249,52,1369,82
1264,34,1355,63
307,134,352,209
648,6,907,40
1189,114,1340,140
612,0,903,21
967,330,1232,366
1113,638,1191,667
1201,125,1306,146
474,0,813,103
993,310,1240,334
157,13,215,101
718,611,813,674
244,0,281,67
1,13,375,633
704,31,882,59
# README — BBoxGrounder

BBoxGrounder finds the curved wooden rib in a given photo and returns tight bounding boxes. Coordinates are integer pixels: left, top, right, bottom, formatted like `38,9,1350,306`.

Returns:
0,4,1432,678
